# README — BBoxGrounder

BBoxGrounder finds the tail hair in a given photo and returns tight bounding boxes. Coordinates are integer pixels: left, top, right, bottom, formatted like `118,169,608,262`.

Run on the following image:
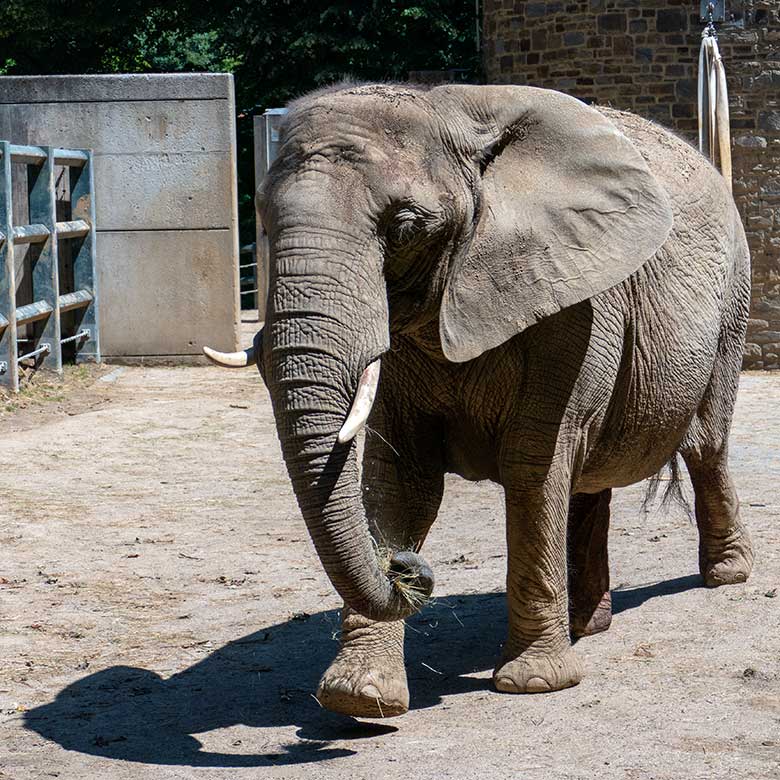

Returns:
642,453,692,519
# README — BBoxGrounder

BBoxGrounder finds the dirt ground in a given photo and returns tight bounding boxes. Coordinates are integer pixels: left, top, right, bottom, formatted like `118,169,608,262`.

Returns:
1,317,778,780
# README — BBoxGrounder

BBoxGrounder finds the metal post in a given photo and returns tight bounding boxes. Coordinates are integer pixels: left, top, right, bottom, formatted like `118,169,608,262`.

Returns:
0,141,18,391
28,145,62,374
70,150,100,363
252,108,287,320
253,113,267,318
251,242,258,311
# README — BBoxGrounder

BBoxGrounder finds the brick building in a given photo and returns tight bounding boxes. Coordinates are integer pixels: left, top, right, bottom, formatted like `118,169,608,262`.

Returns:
483,0,780,368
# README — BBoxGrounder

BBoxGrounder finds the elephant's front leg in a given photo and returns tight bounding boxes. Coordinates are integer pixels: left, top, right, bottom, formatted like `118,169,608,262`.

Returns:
495,475,584,693
316,408,444,718
316,604,409,717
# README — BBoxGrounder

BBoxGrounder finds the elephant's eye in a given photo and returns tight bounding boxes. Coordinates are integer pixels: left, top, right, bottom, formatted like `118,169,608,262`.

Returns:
384,205,439,254
388,210,418,246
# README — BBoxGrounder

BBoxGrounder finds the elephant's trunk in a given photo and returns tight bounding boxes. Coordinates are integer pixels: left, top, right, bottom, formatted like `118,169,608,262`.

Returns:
264,222,433,622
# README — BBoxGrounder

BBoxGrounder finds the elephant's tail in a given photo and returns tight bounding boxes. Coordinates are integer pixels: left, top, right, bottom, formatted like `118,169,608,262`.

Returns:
642,453,692,520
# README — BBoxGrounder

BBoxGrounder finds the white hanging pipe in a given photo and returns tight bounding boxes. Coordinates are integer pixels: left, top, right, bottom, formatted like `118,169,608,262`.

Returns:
698,31,732,192
715,52,732,188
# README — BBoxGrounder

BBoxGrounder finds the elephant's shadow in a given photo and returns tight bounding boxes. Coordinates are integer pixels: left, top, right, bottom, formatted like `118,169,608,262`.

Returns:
23,577,699,768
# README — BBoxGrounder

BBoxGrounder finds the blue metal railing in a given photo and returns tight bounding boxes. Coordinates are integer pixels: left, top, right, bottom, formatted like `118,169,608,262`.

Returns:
0,142,100,391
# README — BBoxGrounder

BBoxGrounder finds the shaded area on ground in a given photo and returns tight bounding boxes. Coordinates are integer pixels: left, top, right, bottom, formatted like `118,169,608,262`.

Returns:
24,578,702,769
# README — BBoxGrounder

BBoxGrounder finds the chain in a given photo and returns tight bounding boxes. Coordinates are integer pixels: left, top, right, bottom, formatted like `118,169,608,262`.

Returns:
703,2,718,38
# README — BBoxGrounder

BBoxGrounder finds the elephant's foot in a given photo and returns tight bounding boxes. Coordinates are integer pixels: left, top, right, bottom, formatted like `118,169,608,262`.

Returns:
317,655,409,718
316,608,409,718
699,524,754,587
493,646,584,694
570,590,612,638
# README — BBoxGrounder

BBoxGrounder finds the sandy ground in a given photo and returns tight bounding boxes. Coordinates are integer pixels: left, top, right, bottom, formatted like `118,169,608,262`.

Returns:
1,320,778,780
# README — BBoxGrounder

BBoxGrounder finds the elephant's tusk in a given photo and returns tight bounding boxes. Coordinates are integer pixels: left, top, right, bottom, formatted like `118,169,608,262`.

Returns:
203,345,255,368
338,359,381,444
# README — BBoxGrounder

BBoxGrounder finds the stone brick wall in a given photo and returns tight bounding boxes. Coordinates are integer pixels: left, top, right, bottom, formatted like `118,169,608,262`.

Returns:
483,0,780,368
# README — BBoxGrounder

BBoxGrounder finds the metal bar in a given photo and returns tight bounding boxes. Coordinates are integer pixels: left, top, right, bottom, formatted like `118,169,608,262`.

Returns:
12,223,50,244
17,342,50,362
0,140,18,391
70,149,100,363
55,219,90,239
15,299,53,326
28,145,62,374
239,262,258,269
7,144,46,165
60,328,89,345
241,288,259,295
58,289,92,313
53,149,88,167
0,144,88,167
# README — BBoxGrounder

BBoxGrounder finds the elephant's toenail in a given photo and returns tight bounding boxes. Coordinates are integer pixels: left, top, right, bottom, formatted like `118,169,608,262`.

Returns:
495,677,519,693
525,677,552,693
360,684,382,699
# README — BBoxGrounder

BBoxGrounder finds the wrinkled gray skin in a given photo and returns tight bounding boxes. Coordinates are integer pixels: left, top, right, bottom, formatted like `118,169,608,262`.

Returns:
253,83,753,717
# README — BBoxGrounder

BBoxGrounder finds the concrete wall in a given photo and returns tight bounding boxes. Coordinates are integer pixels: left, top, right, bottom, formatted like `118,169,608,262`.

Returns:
0,73,240,360
483,0,780,369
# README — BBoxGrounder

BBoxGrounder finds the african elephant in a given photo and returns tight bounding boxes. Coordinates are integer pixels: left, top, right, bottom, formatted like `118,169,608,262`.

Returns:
205,83,753,717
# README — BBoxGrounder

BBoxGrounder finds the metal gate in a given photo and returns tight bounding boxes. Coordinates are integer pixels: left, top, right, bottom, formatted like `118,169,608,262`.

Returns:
0,142,100,392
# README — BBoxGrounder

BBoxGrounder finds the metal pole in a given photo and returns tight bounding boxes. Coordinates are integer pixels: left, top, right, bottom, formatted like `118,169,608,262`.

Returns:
0,141,18,391
28,145,61,374
17,343,50,362
60,328,90,345
70,150,100,363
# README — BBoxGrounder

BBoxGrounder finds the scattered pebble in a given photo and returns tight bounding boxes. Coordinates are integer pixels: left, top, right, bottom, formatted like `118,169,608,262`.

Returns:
633,643,655,658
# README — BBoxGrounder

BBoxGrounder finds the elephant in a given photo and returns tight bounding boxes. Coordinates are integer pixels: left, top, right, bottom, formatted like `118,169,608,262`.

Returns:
205,83,754,718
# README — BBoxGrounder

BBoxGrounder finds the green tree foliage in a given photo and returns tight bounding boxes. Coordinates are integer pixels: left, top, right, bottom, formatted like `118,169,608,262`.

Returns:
0,1,480,240
0,2,235,74
223,0,480,109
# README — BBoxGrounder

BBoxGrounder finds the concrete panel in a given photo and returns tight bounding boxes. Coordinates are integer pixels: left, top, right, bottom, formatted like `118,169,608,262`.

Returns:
97,229,239,357
92,152,233,230
0,73,233,103
0,100,232,155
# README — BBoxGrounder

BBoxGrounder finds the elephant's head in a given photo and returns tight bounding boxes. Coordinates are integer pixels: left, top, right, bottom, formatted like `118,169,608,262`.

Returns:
206,84,673,622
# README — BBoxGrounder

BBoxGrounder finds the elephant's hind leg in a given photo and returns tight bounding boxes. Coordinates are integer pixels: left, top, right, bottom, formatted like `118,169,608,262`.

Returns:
680,294,753,587
568,489,612,638
682,448,753,587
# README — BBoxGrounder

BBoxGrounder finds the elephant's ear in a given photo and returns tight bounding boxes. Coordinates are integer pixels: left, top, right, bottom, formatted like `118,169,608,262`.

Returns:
439,87,673,363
